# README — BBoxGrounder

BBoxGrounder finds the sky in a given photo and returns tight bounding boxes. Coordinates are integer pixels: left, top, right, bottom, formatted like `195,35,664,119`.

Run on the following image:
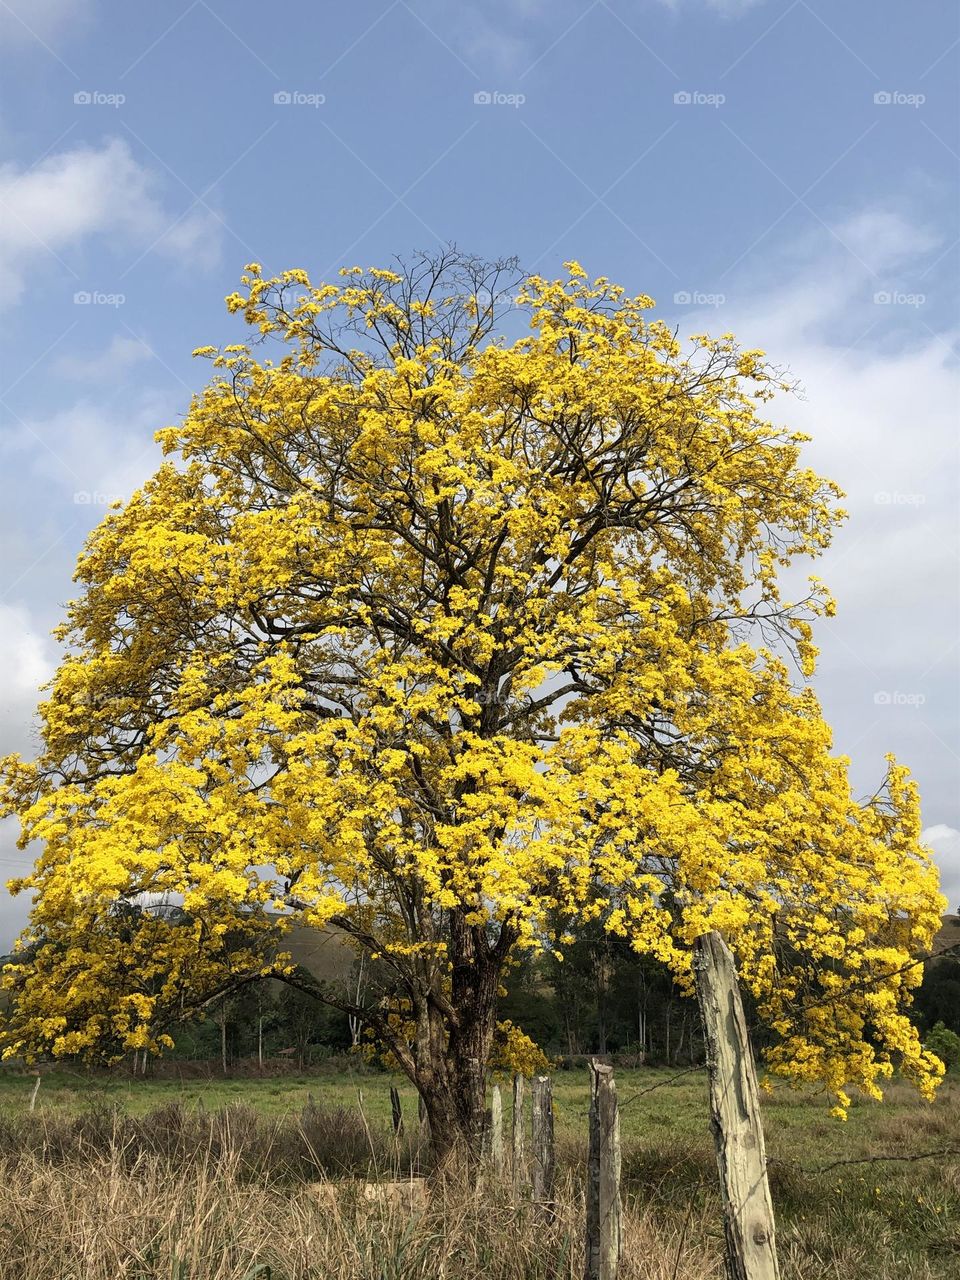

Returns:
0,0,958,947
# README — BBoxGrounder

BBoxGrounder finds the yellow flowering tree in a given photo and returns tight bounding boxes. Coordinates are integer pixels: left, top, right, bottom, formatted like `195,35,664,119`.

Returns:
2,901,278,1063
0,251,944,1158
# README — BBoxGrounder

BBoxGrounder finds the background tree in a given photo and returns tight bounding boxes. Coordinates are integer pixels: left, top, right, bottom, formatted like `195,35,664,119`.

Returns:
0,900,277,1065
0,251,945,1159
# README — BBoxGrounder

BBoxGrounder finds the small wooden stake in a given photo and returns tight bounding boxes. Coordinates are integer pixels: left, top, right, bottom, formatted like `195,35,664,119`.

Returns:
694,932,780,1280
490,1083,505,1173
531,1075,555,1208
585,1061,622,1280
512,1073,525,1190
28,1073,41,1112
390,1085,404,1138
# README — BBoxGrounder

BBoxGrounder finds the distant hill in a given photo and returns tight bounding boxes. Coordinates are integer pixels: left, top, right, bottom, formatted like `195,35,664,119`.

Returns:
933,914,960,956
278,921,357,986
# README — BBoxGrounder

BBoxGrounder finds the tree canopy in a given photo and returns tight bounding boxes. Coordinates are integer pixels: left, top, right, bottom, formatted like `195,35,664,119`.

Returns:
0,250,945,1151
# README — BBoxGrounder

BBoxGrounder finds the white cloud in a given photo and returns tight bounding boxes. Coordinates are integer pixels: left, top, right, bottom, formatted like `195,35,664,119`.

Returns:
670,202,959,838
0,603,54,758
0,0,92,48
832,208,942,272
413,0,553,72
703,0,766,14
656,0,767,14
923,826,960,913
54,334,154,383
0,390,168,506
0,139,221,306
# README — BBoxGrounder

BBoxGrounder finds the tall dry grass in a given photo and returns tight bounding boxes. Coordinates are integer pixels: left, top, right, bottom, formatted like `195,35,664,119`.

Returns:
0,1146,722,1280
0,1099,956,1279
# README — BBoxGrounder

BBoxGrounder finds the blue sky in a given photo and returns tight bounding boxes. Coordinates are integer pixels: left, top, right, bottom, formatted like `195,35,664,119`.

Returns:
0,0,958,944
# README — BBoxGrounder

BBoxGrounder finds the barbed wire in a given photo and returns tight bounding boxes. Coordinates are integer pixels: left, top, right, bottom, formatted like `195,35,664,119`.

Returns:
769,1147,960,1175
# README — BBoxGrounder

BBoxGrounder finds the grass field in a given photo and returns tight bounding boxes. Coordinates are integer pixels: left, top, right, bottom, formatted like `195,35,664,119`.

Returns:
1,1064,958,1278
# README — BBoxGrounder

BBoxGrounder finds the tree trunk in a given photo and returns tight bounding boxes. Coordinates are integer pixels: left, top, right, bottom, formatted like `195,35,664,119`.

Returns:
220,999,228,1075
403,916,509,1167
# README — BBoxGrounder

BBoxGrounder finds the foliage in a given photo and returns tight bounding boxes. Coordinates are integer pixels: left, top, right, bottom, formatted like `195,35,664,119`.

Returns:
0,251,945,1129
489,1019,553,1078
924,1022,960,1071
0,902,279,1063
913,956,960,1036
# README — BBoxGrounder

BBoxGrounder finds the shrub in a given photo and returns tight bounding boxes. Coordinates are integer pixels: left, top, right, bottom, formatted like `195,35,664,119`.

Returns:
925,1021,960,1071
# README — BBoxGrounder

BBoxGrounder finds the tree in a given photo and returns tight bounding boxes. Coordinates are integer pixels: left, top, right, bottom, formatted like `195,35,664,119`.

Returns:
925,1022,960,1072
0,900,277,1065
0,251,945,1159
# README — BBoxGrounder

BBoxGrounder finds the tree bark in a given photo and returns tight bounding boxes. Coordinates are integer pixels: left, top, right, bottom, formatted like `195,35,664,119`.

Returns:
410,913,509,1164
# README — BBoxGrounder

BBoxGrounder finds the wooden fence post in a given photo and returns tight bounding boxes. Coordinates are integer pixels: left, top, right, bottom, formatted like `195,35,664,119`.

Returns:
694,932,780,1280
585,1061,622,1280
531,1075,556,1208
389,1085,404,1138
490,1083,505,1174
512,1074,525,1190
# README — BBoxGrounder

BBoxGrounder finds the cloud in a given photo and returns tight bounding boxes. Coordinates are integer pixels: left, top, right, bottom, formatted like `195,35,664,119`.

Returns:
703,0,766,13
0,602,56,949
0,389,168,507
655,0,767,15
669,200,959,858
923,826,960,913
0,0,92,49
0,139,221,306
0,604,54,758
411,0,553,72
54,334,154,383
833,208,942,273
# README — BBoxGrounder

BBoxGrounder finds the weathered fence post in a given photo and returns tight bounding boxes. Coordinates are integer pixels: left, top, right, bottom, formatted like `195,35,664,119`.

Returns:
512,1073,525,1190
531,1075,556,1208
390,1085,404,1138
585,1061,622,1280
694,931,780,1280
490,1083,506,1174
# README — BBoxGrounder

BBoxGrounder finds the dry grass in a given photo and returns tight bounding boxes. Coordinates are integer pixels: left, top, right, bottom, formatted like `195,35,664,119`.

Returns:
0,1073,958,1278
0,1145,722,1280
